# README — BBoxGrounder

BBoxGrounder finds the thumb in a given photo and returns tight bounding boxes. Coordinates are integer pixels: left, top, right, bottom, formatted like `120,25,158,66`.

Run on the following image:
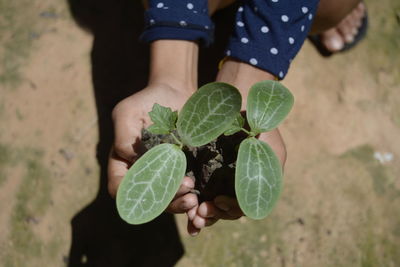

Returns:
112,102,146,162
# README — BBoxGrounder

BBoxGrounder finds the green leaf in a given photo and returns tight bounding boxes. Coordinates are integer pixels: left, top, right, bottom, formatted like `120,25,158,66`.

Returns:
177,82,242,147
247,80,294,135
147,103,178,134
116,144,186,224
147,124,169,135
235,137,282,219
224,113,245,136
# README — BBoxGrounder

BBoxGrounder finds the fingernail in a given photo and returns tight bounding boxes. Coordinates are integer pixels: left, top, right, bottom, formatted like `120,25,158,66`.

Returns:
329,37,344,50
190,231,199,237
187,209,196,220
215,202,229,211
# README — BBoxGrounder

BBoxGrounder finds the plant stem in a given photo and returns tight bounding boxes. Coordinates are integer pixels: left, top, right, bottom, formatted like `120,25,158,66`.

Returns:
241,128,252,135
170,132,183,148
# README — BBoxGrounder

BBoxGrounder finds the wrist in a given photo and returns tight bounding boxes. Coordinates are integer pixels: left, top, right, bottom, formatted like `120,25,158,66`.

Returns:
216,58,275,109
148,40,198,93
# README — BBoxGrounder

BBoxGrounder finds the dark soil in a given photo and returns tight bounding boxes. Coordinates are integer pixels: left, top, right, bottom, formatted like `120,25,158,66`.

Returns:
141,129,247,202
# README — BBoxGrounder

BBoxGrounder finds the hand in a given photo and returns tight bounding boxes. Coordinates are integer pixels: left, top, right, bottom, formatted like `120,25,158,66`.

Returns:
188,129,286,234
108,83,194,196
108,83,204,229
187,59,288,234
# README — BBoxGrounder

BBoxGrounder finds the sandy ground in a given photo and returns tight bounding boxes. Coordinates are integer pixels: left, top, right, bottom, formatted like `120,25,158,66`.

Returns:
1,0,399,266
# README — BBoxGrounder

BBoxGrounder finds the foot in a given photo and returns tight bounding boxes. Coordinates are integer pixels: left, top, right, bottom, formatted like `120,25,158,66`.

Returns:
319,2,366,52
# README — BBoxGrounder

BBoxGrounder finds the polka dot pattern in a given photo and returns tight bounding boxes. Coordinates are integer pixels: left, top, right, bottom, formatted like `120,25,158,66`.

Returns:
143,0,319,80
261,26,269,33
270,47,278,55
250,58,258,65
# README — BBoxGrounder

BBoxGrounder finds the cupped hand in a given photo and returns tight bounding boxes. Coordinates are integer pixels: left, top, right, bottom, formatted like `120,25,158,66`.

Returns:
188,128,287,234
187,58,289,235
108,83,199,219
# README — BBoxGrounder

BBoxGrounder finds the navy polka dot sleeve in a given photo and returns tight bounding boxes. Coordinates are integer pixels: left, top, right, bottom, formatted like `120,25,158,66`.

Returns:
227,0,319,79
141,0,320,79
141,1,214,45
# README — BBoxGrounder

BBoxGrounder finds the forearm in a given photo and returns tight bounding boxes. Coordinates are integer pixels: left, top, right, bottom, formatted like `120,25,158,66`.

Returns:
148,40,199,94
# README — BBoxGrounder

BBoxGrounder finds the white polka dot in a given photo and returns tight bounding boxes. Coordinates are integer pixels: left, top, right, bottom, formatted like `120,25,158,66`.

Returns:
237,21,244,27
261,26,269,33
238,6,243,12
271,0,278,2
187,3,194,9
241,37,249,44
150,19,155,25
250,58,258,65
226,50,231,56
301,25,305,32
281,15,289,22
308,14,313,20
163,6,168,9
270,47,278,55
204,25,209,29
180,21,187,26
254,7,258,12
156,2,164,8
279,71,284,78
289,37,294,44
301,7,308,13
193,10,198,13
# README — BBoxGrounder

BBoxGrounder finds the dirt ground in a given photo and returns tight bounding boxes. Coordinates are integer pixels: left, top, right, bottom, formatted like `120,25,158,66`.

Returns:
1,0,399,266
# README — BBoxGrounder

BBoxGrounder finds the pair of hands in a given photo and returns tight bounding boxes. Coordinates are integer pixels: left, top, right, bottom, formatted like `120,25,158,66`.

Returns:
107,39,286,236
108,83,245,236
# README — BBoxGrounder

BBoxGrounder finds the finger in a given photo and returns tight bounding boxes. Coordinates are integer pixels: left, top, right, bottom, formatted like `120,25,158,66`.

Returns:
107,147,130,198
112,102,144,162
197,201,223,219
166,193,198,214
193,201,222,228
192,214,219,229
187,205,198,221
187,218,200,236
214,195,244,220
172,177,195,201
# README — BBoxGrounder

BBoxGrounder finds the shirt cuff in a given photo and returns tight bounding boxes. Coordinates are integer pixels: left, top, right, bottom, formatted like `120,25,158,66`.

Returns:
141,7,214,46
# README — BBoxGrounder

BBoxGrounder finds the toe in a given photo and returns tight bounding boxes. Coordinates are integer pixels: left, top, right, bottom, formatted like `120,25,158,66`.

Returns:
337,18,355,44
320,28,344,52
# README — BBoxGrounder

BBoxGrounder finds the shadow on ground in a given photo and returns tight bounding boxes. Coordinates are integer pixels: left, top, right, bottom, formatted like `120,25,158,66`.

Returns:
66,0,237,265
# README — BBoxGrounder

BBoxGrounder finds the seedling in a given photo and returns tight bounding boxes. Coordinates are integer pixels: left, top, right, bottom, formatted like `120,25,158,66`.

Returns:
116,80,293,224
